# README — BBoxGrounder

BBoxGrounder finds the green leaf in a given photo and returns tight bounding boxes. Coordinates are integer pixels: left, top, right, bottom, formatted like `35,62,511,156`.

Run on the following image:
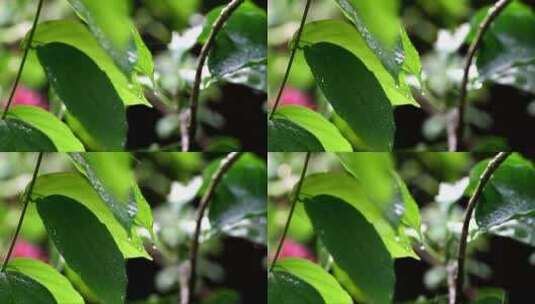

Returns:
300,172,417,259
305,195,395,304
36,43,127,150
469,153,535,230
66,0,137,75
36,195,127,304
469,2,535,94
204,153,266,244
485,212,535,247
8,258,84,304
300,20,418,107
200,2,266,91
304,42,395,150
32,173,150,259
32,20,150,106
70,153,137,231
268,271,324,304
0,271,56,304
473,288,507,304
401,28,422,78
274,258,352,303
7,105,84,151
333,0,402,78
268,118,324,152
0,118,56,152
274,105,352,151
396,173,421,232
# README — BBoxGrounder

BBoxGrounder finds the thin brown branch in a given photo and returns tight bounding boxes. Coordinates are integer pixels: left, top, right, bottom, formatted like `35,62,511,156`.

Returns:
1,0,45,120
185,152,242,304
184,0,244,152
269,152,312,272
452,0,512,151
453,152,511,304
1,152,44,272
268,0,313,120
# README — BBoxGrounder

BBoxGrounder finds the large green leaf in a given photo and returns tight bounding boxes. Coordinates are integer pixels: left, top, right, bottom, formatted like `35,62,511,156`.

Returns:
469,2,535,94
0,271,55,304
274,105,352,151
66,0,137,75
268,118,324,152
0,118,56,152
300,172,417,259
200,2,266,91
305,195,395,303
32,20,150,106
304,42,395,150
333,0,402,79
300,20,417,107
268,271,324,304
70,153,137,231
7,105,84,151
32,173,150,259
36,195,127,304
204,153,266,244
8,258,83,304
468,153,535,230
36,43,127,150
273,258,352,303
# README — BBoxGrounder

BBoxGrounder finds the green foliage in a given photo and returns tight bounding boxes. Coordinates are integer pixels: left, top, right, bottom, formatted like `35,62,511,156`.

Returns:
268,271,324,303
273,258,352,303
32,20,151,107
66,0,136,75
469,153,535,245
304,195,394,304
204,153,267,244
70,153,137,231
0,119,56,151
271,105,351,151
333,0,402,78
37,195,127,304
268,119,324,152
7,106,84,151
8,258,83,304
300,20,418,107
201,1,267,91
469,2,535,94
304,42,395,150
32,172,150,259
36,43,127,150
0,271,56,304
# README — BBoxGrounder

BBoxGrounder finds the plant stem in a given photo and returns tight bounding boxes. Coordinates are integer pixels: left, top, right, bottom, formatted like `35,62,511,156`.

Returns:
1,152,44,272
1,0,45,120
453,152,511,304
451,0,511,151
268,0,312,120
269,152,311,272
184,0,244,152
185,152,242,304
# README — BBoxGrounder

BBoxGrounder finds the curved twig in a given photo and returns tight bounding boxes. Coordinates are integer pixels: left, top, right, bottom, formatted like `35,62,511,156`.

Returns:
184,0,244,152
269,152,312,272
452,0,512,151
1,152,44,272
268,0,313,120
1,0,45,120
185,152,242,304
453,152,511,304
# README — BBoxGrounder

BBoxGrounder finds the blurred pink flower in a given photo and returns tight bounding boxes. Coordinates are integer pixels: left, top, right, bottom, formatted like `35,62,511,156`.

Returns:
4,86,48,110
12,239,46,261
279,239,315,261
280,86,316,110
